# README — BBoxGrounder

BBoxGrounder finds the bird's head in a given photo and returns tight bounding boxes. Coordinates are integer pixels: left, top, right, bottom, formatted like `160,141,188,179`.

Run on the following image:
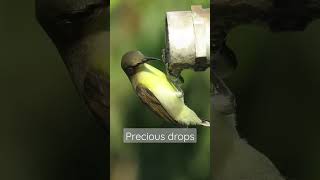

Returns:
121,51,160,76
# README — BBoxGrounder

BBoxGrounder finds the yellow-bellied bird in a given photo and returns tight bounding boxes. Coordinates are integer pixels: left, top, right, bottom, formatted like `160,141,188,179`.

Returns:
121,51,210,127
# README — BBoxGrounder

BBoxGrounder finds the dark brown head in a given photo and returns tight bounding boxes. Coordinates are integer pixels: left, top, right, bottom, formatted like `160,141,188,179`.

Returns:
121,51,160,76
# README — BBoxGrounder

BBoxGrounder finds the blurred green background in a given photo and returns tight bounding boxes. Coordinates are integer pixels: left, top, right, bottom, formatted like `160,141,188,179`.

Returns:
110,1,210,180
1,0,320,180
227,22,320,180
0,1,107,180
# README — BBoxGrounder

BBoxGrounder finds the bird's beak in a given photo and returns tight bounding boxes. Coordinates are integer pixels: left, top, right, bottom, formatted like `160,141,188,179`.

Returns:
143,56,161,63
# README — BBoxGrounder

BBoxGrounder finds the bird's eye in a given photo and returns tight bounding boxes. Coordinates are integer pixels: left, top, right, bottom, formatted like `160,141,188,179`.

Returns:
126,67,135,75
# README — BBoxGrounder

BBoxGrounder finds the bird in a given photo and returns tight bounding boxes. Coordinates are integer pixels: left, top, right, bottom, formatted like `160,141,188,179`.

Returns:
121,50,210,127
36,1,110,130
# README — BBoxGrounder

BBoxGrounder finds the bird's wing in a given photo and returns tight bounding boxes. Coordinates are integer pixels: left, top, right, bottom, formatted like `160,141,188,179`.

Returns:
136,85,178,125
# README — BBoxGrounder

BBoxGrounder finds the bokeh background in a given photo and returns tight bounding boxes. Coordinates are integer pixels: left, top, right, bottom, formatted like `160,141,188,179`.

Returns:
1,0,320,180
227,22,320,180
110,1,210,180
0,1,107,180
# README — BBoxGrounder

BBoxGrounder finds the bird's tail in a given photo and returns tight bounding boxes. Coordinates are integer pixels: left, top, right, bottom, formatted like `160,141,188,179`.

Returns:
200,120,210,127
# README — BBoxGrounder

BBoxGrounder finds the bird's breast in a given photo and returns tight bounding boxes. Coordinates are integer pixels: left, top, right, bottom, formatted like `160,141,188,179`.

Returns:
131,65,185,117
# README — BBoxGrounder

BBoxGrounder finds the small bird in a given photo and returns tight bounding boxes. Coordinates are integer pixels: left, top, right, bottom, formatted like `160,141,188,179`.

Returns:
121,51,210,127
